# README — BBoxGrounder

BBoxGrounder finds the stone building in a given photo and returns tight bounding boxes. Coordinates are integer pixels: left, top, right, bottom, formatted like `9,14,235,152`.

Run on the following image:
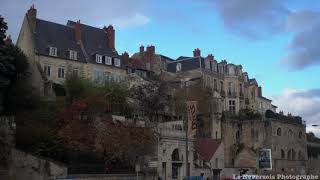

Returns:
306,132,320,175
222,111,307,175
16,6,127,96
163,48,277,115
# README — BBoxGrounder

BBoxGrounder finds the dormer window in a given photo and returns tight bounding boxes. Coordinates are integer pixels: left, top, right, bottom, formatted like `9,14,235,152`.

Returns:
96,54,102,63
176,63,182,72
105,56,112,65
49,47,57,56
114,58,121,67
69,50,77,60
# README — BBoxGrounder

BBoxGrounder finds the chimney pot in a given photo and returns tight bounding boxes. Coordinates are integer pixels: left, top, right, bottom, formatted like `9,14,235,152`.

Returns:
122,52,129,61
104,25,115,51
193,48,201,57
140,45,144,54
75,20,81,43
258,86,262,97
207,54,214,60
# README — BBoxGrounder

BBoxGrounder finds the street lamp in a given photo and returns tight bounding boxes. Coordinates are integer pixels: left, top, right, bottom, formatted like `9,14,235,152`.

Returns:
312,124,320,127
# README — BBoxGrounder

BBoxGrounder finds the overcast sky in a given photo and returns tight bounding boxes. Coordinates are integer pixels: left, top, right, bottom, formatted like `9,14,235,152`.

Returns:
1,0,320,136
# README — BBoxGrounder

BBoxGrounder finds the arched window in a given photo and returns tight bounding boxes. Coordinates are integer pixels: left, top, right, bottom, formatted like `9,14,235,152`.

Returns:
287,150,291,160
298,150,303,160
281,149,285,158
292,149,296,160
277,128,282,136
172,149,180,161
299,132,303,139
236,130,240,144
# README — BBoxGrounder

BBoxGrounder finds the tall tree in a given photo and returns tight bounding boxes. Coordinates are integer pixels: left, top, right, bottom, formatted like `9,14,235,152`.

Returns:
0,15,37,115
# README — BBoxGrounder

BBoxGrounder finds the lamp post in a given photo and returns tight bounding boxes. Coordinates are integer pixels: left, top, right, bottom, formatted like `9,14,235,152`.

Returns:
168,77,194,179
312,124,320,127
182,78,191,179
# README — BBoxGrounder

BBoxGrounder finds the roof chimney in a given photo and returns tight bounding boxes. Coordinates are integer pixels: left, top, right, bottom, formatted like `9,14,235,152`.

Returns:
122,51,129,61
140,45,144,54
146,45,155,62
207,54,214,60
193,48,201,57
75,20,81,43
258,86,262,97
27,5,37,32
104,25,115,51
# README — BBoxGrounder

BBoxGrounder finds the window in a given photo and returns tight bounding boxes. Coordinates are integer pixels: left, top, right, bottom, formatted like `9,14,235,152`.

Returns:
49,47,57,56
292,149,296,160
43,65,51,77
105,56,112,65
239,83,243,95
277,128,282,136
69,50,77,60
93,70,104,82
205,60,210,69
228,82,232,94
214,79,217,90
96,54,102,63
287,150,291,160
176,63,182,72
220,81,224,93
215,158,218,168
299,131,303,139
229,100,235,114
281,149,285,158
58,66,65,78
288,129,293,137
114,58,121,67
298,150,303,160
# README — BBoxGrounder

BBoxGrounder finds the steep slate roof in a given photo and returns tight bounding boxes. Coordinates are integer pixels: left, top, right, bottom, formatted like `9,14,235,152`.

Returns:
159,54,175,63
167,57,205,73
35,19,86,63
194,138,221,162
34,19,119,65
176,56,191,60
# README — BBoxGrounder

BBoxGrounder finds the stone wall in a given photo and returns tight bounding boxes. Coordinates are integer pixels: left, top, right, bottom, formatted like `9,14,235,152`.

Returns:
307,141,320,175
13,149,67,180
222,116,307,174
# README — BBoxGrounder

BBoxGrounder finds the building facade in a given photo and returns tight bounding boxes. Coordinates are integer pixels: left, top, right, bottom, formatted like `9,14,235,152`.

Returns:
17,6,127,96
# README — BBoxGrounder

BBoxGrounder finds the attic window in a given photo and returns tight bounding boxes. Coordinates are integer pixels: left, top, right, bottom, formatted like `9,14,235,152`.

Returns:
49,47,57,56
69,50,77,60
176,63,182,72
114,58,121,67
96,54,102,63
105,56,112,65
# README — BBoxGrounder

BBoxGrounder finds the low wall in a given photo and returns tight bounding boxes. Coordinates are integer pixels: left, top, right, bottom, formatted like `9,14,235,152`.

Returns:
13,149,68,180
